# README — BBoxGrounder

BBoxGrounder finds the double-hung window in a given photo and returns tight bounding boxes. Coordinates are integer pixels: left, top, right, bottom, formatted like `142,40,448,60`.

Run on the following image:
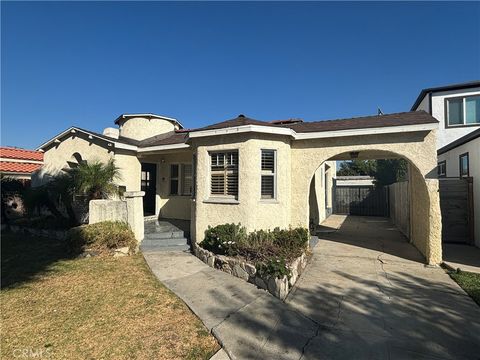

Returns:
446,95,480,126
437,161,446,178
459,153,469,178
170,164,193,195
210,151,238,198
261,149,276,199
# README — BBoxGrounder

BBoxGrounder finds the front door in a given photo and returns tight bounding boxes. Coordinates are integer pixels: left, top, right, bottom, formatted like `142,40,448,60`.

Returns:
141,163,157,216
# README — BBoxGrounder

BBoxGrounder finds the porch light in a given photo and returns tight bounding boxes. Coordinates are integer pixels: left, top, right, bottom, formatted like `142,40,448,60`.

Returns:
350,151,359,159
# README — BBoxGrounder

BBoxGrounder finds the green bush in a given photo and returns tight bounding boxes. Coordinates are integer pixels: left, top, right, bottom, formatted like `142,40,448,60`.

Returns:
67,221,136,255
10,215,72,230
201,223,247,256
200,224,309,278
256,257,291,279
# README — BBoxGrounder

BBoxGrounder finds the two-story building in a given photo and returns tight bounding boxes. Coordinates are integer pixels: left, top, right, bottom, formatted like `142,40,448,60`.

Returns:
412,81,480,247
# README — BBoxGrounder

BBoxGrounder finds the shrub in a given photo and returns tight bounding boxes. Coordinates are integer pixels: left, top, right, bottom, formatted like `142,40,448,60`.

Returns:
256,257,291,279
201,223,246,256
10,215,72,230
67,221,136,255
200,224,309,278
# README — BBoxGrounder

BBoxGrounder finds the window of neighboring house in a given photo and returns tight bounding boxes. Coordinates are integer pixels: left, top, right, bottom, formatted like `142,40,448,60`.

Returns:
459,153,469,177
261,149,276,199
437,161,446,178
210,151,238,198
446,95,480,126
170,163,193,196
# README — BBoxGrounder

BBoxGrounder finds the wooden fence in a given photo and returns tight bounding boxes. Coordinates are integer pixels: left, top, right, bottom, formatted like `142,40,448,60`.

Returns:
333,186,389,217
439,178,474,244
388,181,410,238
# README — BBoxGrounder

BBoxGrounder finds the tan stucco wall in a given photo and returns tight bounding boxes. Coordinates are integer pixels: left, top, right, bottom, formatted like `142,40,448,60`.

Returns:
114,151,141,191
291,130,441,264
35,133,113,185
192,133,292,242
119,117,176,141
309,161,336,226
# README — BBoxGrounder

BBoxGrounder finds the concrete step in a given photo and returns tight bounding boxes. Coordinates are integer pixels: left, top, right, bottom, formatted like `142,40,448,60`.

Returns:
140,244,191,252
142,237,189,247
146,230,185,239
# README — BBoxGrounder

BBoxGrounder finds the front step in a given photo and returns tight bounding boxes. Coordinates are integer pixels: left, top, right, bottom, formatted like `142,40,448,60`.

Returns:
141,220,190,252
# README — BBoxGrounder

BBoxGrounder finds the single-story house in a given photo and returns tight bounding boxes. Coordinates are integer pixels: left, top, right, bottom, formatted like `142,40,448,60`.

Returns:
36,111,443,264
0,146,44,184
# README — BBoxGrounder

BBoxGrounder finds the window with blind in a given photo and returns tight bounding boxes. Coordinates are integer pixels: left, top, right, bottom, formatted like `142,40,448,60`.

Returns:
170,163,193,196
210,151,238,197
261,150,276,199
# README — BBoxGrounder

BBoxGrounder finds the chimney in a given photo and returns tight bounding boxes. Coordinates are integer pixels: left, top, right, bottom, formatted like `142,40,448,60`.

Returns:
103,127,119,139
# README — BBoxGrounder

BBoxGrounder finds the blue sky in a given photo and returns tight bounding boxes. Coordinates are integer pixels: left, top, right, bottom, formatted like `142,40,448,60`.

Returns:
2,1,479,149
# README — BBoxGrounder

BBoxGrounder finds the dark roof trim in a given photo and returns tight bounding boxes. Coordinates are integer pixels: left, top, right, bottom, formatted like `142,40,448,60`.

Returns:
437,128,480,155
114,113,183,128
411,80,480,111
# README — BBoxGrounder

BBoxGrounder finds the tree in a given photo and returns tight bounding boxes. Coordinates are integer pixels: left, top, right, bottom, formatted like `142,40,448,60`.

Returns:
374,159,408,187
337,160,377,176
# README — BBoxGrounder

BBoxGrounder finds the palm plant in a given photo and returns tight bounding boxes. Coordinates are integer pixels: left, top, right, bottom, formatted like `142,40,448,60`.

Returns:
68,159,121,200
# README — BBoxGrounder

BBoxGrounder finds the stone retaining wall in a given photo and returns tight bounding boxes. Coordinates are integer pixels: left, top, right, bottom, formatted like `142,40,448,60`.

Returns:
194,246,308,300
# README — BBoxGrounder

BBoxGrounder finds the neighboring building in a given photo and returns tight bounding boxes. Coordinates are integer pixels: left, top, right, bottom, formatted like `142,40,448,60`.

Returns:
412,81,480,247
0,146,44,183
411,81,480,149
437,129,480,247
36,111,443,264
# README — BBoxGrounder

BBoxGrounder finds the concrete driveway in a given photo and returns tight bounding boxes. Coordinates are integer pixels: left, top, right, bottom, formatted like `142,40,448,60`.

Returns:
288,215,480,360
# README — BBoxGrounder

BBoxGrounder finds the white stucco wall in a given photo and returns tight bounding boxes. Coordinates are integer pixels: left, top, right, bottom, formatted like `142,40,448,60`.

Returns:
309,161,335,226
438,137,480,246
429,88,480,149
118,117,177,141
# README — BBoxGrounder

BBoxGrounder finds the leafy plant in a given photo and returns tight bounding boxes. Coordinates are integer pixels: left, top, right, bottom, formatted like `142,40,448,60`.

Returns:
201,223,246,256
67,221,136,254
69,159,121,200
256,257,291,279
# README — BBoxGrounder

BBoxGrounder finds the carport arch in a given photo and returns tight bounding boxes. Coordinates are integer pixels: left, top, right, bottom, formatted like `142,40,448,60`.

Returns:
290,132,442,265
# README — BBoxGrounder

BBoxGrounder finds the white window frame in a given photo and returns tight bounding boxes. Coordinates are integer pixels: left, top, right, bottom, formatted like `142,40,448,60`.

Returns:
437,160,446,178
209,151,239,199
260,149,277,201
446,95,480,127
170,163,193,196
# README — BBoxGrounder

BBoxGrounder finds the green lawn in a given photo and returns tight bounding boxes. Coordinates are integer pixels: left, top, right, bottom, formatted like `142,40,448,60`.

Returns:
1,232,219,359
449,270,480,306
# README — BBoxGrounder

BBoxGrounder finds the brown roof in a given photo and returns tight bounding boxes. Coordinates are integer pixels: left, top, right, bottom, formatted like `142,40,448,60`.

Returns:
279,111,438,133
138,131,189,147
190,115,272,132
187,111,437,134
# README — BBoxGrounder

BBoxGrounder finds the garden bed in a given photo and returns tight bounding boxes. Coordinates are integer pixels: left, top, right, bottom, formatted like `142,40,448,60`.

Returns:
195,224,310,300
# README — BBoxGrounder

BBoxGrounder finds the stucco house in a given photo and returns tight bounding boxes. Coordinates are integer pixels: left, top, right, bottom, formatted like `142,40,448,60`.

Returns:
36,111,442,264
412,81,479,247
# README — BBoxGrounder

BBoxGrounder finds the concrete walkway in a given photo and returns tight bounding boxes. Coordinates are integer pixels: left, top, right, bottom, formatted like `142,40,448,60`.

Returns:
443,243,480,274
144,215,480,360
288,215,480,360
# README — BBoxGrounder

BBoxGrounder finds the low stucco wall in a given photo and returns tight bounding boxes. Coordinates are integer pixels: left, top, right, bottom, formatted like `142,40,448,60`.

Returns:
89,199,127,224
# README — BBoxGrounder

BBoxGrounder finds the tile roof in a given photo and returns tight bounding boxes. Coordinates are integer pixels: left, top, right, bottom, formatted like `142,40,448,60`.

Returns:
0,147,43,161
0,162,42,174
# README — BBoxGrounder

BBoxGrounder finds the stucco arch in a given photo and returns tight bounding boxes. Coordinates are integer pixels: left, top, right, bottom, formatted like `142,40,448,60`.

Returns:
291,130,442,265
